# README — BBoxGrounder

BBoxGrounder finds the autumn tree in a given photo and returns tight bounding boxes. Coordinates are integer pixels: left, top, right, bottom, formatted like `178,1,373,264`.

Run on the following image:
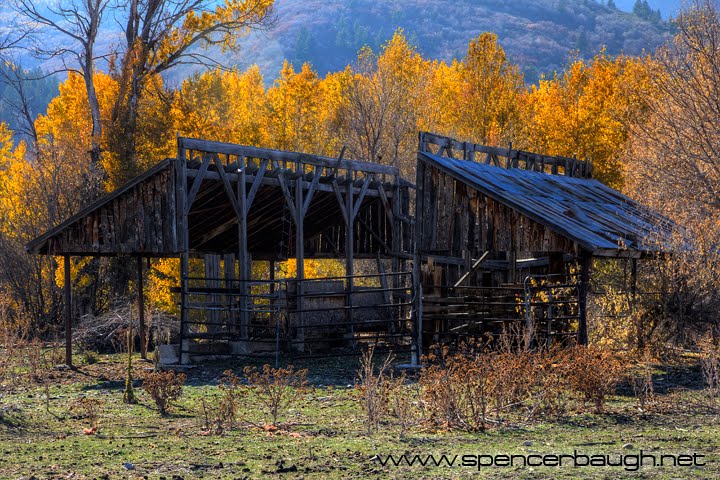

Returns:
623,0,720,343
266,61,335,154
522,52,646,188
106,0,275,189
334,31,426,177
13,0,111,164
171,66,268,145
456,33,524,146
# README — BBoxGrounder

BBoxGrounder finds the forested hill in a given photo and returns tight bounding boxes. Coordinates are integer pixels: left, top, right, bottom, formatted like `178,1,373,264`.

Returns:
224,0,675,83
0,0,677,136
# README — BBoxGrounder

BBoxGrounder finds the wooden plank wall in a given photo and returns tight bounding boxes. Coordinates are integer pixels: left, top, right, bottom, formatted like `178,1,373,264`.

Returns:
419,164,576,282
46,164,177,255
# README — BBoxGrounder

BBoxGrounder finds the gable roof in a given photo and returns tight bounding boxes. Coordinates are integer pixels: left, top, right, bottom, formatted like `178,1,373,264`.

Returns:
419,151,675,257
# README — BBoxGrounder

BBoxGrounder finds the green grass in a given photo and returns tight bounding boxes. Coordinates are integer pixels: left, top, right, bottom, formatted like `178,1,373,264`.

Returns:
0,354,719,479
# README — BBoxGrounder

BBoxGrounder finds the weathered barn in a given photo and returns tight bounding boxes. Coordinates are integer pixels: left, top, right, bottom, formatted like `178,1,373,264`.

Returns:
27,133,674,366
413,132,674,356
27,138,413,364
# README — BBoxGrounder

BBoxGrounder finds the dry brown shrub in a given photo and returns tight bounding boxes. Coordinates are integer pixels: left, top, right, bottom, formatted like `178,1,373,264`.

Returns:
627,351,657,413
244,364,308,427
71,397,104,432
218,369,247,430
386,369,420,437
355,346,393,434
417,342,627,431
419,343,495,431
566,345,627,413
355,347,420,436
143,370,186,415
698,334,720,407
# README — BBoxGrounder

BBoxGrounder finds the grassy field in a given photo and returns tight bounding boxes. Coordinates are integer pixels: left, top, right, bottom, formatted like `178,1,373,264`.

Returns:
0,354,718,479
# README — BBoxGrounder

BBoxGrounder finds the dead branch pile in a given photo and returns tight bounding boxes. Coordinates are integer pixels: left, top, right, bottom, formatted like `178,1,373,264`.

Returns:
74,306,178,352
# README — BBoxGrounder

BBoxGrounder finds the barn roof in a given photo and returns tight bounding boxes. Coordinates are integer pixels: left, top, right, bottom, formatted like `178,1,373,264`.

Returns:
418,150,675,257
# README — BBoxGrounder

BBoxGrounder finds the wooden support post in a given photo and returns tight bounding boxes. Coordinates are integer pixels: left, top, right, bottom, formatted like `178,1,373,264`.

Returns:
345,171,355,344
390,176,401,339
295,177,305,351
577,252,591,346
412,156,426,365
224,253,238,334
177,139,191,364
238,159,250,339
137,256,147,359
630,258,638,314
63,255,73,367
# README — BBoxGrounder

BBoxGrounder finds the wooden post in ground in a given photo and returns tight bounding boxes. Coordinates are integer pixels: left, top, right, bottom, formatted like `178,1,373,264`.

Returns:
238,159,250,339
176,139,191,364
345,172,354,343
411,150,426,365
577,252,592,346
63,254,73,367
295,176,305,351
137,256,147,359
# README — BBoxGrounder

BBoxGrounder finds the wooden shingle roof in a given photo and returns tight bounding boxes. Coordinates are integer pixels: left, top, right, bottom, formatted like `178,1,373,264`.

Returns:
419,149,675,257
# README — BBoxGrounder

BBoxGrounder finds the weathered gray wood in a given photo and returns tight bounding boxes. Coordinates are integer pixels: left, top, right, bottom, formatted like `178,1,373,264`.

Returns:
180,137,397,175
274,162,297,217
185,154,211,214
453,251,490,288
245,158,268,213
212,154,242,220
331,178,349,225
345,170,355,340
294,177,305,351
377,183,393,222
352,174,371,220
578,252,591,345
302,166,322,214
418,131,591,178
186,168,392,198
238,165,250,338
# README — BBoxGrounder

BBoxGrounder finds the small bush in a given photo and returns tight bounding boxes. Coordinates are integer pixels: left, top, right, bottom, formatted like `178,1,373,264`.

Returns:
567,346,626,413
218,369,247,430
81,349,100,365
72,397,104,432
143,370,186,414
627,351,656,413
698,335,720,406
244,364,308,426
419,344,494,431
386,369,420,437
356,347,393,435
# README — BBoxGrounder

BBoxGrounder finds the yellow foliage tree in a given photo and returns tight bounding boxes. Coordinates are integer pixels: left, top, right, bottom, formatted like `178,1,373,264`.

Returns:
522,52,646,188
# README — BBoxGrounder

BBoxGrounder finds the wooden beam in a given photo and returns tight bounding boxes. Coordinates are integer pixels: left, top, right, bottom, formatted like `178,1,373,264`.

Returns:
302,166,322,214
274,161,297,217
295,176,305,351
331,178,349,225
351,174,371,221
212,154,242,220
245,158,268,213
453,251,490,288
186,169,392,198
577,252,591,346
185,154,211,214
377,183,393,222
238,163,250,338
180,137,398,176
